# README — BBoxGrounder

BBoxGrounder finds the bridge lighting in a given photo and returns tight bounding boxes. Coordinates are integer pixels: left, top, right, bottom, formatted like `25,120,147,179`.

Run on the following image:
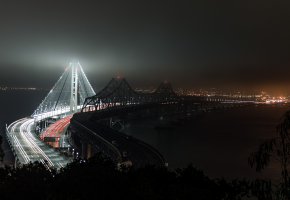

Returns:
32,61,95,119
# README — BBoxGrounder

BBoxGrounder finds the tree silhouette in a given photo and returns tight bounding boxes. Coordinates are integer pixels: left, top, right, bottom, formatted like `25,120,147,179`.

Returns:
249,110,290,199
0,153,273,199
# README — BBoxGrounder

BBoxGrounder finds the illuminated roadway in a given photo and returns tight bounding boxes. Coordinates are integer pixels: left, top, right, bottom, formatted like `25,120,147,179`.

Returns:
40,115,72,140
7,118,70,169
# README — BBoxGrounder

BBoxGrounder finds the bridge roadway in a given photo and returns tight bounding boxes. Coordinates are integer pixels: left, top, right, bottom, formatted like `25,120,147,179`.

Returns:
71,105,166,168
7,118,70,168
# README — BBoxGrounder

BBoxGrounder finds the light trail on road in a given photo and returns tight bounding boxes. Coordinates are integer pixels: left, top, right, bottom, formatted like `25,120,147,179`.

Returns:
40,115,72,139
7,118,70,169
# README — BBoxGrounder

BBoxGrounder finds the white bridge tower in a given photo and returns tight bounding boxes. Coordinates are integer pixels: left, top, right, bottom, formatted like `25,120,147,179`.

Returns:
70,62,78,113
32,61,95,118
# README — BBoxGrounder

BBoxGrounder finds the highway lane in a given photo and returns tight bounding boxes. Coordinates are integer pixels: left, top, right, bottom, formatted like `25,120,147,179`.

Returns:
7,118,70,169
39,115,72,148
40,115,72,139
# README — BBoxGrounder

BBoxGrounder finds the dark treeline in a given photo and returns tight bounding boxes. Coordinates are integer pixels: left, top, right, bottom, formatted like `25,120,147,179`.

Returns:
249,110,290,199
0,153,271,200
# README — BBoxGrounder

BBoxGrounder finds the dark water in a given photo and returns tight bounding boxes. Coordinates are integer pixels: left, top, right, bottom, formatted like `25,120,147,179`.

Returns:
0,90,288,180
0,90,47,126
123,104,290,181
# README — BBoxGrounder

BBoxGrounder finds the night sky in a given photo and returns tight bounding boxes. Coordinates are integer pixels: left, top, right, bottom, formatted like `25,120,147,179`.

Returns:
1,0,290,92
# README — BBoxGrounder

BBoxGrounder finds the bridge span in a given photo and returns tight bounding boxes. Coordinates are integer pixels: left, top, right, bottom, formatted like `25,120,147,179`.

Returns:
4,62,256,169
70,104,168,168
69,77,255,167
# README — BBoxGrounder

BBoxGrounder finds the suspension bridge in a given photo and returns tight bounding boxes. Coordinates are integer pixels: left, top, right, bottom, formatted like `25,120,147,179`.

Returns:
6,61,95,168
5,61,255,169
5,61,180,168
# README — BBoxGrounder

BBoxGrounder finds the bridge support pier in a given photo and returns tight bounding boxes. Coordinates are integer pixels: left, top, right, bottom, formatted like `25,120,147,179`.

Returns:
81,142,87,159
81,142,93,159
87,143,92,159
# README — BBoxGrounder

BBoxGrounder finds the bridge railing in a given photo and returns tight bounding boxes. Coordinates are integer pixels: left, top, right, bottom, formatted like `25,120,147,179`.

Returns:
32,105,84,122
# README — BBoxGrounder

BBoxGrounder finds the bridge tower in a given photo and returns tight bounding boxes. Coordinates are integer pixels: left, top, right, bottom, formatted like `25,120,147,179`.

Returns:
70,62,78,113
32,61,95,119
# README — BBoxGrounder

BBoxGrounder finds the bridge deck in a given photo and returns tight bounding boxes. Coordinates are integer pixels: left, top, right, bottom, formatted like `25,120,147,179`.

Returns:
71,109,166,168
7,118,71,168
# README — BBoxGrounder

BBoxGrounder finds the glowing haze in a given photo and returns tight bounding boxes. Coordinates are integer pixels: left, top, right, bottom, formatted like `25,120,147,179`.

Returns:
1,0,290,93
